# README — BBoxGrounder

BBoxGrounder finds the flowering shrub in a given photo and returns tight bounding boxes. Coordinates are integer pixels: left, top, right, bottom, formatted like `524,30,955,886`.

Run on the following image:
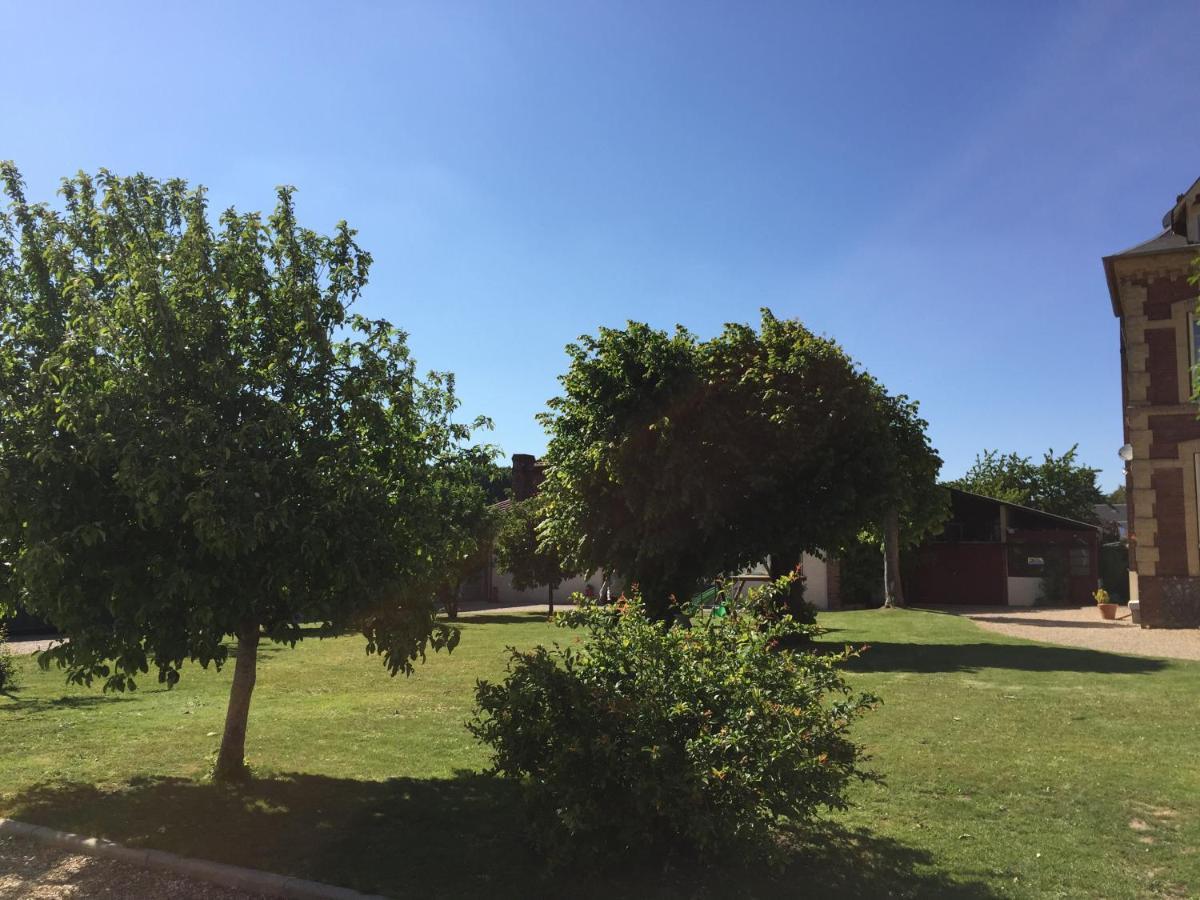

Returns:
469,577,876,867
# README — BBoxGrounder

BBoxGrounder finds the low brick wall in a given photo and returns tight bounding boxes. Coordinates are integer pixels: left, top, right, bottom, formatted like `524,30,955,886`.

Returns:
1138,576,1200,628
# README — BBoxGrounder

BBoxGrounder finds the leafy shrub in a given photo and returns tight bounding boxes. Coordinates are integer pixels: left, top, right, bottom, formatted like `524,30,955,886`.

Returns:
1038,553,1069,606
469,577,876,868
0,626,18,692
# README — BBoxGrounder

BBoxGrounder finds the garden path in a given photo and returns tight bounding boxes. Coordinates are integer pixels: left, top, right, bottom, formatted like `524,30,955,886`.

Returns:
928,605,1200,661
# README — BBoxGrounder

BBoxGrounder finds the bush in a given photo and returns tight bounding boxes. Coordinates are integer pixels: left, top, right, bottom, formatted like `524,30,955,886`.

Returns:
469,577,876,868
0,626,18,693
1037,553,1069,606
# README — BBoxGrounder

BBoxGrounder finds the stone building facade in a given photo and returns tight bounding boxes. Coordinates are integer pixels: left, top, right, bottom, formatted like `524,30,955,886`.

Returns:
1104,176,1200,626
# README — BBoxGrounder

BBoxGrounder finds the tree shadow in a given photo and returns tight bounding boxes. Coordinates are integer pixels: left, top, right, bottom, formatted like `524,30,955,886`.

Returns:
4,772,999,899
454,614,551,627
832,641,1166,675
968,615,1131,630
0,694,137,715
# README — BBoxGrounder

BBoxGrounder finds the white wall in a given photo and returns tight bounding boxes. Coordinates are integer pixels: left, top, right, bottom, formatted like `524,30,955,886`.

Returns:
1007,576,1040,607
801,553,829,609
490,553,831,608
491,569,598,605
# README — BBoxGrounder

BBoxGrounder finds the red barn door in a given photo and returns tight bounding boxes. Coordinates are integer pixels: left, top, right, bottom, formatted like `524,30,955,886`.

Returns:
914,543,1007,606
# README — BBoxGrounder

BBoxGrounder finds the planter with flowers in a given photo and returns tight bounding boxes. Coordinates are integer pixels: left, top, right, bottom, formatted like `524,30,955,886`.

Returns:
1094,588,1117,620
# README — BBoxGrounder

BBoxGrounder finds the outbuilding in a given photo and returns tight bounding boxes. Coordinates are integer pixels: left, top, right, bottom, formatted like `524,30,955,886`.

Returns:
912,488,1101,606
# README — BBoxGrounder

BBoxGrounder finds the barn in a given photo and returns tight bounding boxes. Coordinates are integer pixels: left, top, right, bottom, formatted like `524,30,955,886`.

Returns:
912,488,1101,607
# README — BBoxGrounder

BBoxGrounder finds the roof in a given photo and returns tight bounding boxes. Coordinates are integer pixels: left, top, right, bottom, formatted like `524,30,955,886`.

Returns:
1106,229,1194,260
949,486,1100,531
1093,503,1127,525
1162,175,1200,230
1103,229,1199,317
1103,174,1200,317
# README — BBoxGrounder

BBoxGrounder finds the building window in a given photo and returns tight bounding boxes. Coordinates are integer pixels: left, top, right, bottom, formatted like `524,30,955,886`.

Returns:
1069,546,1090,576
1190,312,1200,397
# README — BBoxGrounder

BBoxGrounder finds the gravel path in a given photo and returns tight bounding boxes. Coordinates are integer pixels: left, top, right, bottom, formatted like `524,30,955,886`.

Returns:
938,605,1200,661
0,833,264,899
5,637,60,656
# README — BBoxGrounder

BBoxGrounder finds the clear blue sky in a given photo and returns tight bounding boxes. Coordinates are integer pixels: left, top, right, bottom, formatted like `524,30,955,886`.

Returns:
5,1,1198,490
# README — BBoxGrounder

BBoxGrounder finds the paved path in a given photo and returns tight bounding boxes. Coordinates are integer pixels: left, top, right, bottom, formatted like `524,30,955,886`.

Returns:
0,832,264,900
930,605,1200,661
456,600,577,616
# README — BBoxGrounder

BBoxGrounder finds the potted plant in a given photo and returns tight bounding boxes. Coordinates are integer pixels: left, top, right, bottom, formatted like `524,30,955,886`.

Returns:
1093,587,1117,620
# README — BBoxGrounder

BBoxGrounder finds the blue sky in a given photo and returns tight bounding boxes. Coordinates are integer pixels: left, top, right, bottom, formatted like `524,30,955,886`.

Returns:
4,1,1198,490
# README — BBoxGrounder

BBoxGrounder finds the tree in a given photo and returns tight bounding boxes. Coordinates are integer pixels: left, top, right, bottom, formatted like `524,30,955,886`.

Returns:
495,498,573,615
537,322,710,610
537,310,944,614
0,165,483,780
867,387,947,608
949,446,1103,524
700,312,911,612
423,442,501,620
1106,484,1126,504
478,460,513,505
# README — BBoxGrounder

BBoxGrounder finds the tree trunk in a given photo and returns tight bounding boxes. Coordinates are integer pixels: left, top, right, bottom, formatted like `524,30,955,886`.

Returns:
882,507,906,608
440,583,459,620
547,583,554,617
214,622,260,782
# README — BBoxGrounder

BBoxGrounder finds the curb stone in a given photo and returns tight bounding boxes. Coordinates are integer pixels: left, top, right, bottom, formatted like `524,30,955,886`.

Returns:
0,817,388,899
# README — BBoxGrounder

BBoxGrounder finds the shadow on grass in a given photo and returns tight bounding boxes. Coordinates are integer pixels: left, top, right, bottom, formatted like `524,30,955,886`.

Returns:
453,614,552,627
0,693,138,715
968,615,1132,630
832,641,1166,675
5,773,998,899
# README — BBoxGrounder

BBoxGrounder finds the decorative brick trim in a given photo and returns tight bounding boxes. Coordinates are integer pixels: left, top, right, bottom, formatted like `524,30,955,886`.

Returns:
1150,468,1189,576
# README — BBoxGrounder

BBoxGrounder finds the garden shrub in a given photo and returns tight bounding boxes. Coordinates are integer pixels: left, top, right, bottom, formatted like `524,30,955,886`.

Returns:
470,577,876,868
0,626,18,692
1037,553,1069,606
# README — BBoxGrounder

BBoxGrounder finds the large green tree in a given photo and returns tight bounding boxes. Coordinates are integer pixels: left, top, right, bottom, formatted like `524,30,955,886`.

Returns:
0,165,483,779
949,446,1102,524
703,313,899,580
538,310,944,613
537,322,709,609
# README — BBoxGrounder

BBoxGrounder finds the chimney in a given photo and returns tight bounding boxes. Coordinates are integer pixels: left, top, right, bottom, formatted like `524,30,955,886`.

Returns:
512,453,539,501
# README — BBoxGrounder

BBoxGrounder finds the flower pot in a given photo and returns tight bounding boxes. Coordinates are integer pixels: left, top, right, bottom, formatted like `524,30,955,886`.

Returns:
1097,603,1117,620
1128,600,1141,626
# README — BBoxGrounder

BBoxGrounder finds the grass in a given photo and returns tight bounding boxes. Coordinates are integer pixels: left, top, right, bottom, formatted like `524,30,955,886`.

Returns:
1,609,1196,898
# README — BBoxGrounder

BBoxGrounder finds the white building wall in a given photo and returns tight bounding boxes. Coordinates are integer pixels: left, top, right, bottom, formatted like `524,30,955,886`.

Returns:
802,553,830,609
489,554,831,608
492,569,598,605
1007,576,1040,607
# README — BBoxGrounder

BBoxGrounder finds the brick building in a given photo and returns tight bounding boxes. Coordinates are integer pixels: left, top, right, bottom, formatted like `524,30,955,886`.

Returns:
1104,176,1200,627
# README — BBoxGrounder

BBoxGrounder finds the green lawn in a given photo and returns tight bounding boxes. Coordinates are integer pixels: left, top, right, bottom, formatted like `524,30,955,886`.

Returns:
1,609,1196,898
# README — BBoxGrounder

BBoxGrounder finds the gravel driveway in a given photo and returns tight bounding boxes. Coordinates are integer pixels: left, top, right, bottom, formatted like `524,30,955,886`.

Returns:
936,605,1200,661
0,833,264,899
